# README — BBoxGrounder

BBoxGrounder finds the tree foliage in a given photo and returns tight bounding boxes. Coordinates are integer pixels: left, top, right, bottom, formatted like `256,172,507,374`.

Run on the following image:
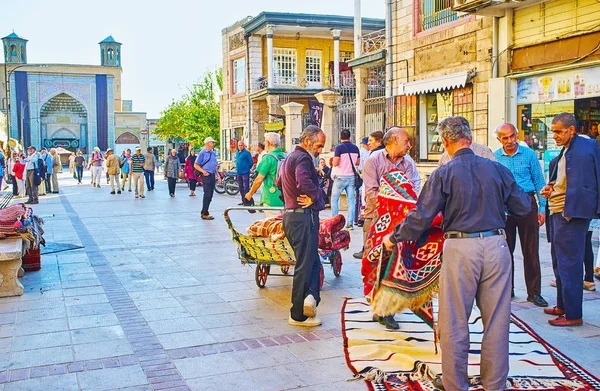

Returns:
156,68,222,148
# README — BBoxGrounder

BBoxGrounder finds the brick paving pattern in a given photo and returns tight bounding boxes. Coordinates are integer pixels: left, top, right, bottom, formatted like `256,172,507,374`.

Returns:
0,172,598,390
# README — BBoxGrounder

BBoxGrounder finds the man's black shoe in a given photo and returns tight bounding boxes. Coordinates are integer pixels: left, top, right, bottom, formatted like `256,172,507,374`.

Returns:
432,376,445,391
353,250,363,259
110,191,116,195
527,295,548,307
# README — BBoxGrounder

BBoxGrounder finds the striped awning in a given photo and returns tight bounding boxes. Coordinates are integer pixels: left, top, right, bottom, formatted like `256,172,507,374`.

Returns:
401,71,471,96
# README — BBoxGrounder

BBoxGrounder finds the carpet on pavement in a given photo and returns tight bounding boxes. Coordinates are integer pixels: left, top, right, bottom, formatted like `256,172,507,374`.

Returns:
41,242,84,255
343,298,600,390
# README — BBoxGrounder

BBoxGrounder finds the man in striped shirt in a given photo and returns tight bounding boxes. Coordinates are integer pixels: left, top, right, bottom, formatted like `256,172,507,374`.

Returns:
131,147,146,199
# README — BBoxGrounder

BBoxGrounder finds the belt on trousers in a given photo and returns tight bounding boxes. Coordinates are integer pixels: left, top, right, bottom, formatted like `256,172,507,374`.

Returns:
444,229,505,239
285,208,314,214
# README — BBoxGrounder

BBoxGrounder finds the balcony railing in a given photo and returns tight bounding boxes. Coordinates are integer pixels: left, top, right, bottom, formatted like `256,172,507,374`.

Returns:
252,72,357,92
361,29,386,56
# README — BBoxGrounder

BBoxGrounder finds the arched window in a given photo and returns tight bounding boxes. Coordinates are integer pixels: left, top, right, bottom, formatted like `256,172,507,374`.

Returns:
10,45,17,57
108,48,114,60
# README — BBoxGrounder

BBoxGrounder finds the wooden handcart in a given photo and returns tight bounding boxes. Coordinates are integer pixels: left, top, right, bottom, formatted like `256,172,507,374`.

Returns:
224,206,345,288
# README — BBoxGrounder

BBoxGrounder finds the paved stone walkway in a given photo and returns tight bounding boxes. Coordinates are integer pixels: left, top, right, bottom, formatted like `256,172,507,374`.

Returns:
0,171,598,390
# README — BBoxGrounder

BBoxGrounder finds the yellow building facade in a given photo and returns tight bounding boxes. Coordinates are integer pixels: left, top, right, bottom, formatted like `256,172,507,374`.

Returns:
220,12,384,160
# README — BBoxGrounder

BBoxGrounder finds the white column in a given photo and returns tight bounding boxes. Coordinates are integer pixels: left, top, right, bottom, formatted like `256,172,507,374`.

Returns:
266,25,275,89
354,0,362,57
331,29,341,89
282,102,304,152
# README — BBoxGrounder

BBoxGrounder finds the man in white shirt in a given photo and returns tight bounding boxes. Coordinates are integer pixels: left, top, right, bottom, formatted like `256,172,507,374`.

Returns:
25,146,40,204
331,129,361,229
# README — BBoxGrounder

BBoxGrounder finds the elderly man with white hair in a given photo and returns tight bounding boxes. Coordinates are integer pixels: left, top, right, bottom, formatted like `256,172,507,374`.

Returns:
245,132,285,217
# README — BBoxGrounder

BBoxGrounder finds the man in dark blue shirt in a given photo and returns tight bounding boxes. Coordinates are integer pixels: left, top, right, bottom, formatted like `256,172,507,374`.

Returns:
277,125,326,327
235,141,254,205
195,137,219,220
383,116,530,391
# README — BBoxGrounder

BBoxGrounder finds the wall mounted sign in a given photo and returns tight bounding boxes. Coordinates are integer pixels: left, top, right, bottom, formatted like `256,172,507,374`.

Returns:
517,66,600,104
44,139,79,149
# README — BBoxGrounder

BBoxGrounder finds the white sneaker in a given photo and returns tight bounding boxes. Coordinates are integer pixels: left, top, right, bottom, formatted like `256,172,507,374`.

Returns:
304,294,317,317
288,316,321,327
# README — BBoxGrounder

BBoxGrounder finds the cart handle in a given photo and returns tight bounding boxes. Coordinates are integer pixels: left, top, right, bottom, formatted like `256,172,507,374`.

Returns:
223,206,285,222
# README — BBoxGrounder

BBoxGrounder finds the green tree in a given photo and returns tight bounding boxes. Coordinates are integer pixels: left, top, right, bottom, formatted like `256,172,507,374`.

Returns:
156,68,222,148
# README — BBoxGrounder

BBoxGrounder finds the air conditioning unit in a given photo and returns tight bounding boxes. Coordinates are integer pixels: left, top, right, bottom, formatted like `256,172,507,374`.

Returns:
452,0,533,15
452,0,494,13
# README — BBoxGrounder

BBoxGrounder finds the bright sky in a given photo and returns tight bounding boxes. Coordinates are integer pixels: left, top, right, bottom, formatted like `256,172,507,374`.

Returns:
5,0,384,118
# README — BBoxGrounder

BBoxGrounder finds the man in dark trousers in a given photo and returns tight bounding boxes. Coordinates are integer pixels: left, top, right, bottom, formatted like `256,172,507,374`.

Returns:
382,116,531,391
195,137,219,220
277,125,326,327
541,112,600,327
494,123,548,307
235,141,254,205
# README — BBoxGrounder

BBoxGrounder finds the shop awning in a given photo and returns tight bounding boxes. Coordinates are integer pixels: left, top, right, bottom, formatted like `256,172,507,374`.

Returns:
401,71,471,95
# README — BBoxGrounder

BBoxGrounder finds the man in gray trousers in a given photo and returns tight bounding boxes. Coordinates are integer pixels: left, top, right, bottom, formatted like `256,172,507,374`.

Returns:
383,116,531,391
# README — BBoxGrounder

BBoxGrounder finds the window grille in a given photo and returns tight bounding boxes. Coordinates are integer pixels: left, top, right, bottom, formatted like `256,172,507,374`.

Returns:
452,86,474,126
305,50,322,87
341,51,354,62
233,58,246,94
274,48,297,86
421,0,466,31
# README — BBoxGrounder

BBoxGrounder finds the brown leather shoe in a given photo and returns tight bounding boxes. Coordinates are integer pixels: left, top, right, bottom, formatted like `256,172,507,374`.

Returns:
548,316,583,327
544,306,565,316
201,214,214,220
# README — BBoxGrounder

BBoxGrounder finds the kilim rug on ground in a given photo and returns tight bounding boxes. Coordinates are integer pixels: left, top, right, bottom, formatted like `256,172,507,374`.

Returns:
41,242,84,255
342,298,600,391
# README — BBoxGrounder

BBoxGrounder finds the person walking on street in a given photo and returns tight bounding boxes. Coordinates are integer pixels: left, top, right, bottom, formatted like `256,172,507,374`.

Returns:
7,151,19,196
257,142,266,164
131,147,146,199
382,116,531,391
276,125,327,327
74,151,85,184
357,127,420,329
494,123,548,307
12,153,26,197
120,150,132,192
195,137,219,220
90,147,104,188
50,148,60,193
184,149,201,197
25,146,41,204
541,112,600,327
40,148,53,194
69,152,76,179
244,132,285,217
164,149,181,197
105,148,121,195
331,129,360,229
0,149,5,192
143,147,157,191
235,141,254,205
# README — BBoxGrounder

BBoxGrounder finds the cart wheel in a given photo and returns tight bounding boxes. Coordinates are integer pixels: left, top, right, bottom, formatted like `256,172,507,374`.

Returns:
331,251,342,277
319,265,325,289
280,265,290,275
255,265,270,288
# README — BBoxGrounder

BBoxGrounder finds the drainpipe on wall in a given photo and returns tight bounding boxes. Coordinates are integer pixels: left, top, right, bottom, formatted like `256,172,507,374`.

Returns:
354,0,362,57
387,0,394,98
245,35,252,146
492,16,499,78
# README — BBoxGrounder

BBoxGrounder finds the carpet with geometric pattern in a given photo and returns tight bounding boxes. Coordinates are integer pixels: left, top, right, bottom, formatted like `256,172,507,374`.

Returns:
343,298,600,391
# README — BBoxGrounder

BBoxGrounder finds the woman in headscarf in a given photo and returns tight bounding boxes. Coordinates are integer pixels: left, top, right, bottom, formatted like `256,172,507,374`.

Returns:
164,149,181,197
184,148,202,197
